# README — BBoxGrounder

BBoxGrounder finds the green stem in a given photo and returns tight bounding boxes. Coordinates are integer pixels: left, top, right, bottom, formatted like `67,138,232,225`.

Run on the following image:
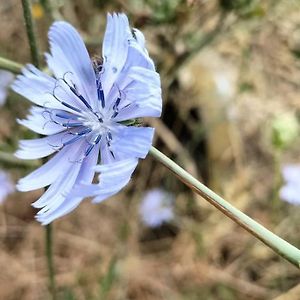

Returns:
21,0,40,68
149,146,300,268
46,224,56,300
0,151,39,167
21,1,57,298
0,57,23,74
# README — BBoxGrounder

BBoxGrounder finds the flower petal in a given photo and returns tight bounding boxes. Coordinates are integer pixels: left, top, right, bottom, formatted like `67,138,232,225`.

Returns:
109,126,154,160
280,183,300,205
17,106,65,135
46,21,98,108
69,158,138,203
17,141,84,192
282,164,300,184
114,67,162,120
35,144,100,224
15,132,70,160
12,64,84,112
101,13,131,97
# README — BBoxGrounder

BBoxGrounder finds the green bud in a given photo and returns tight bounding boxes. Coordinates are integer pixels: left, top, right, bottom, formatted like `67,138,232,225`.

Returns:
271,113,299,150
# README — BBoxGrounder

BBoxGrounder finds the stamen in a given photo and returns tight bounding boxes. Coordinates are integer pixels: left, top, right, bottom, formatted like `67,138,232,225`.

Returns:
63,135,82,146
110,150,115,159
54,112,79,120
58,73,93,111
96,79,105,108
85,144,94,156
107,131,113,141
62,122,83,128
69,85,93,111
51,86,82,113
111,111,118,118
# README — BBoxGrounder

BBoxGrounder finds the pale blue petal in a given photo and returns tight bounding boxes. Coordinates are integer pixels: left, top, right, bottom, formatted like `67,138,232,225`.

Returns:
46,21,97,108
69,158,138,202
92,158,138,203
101,13,131,98
282,164,300,184
110,126,154,160
15,132,68,160
140,188,174,227
100,138,116,164
35,144,100,224
33,155,83,210
17,141,84,191
126,29,155,70
113,67,162,120
280,183,300,205
17,106,64,135
12,64,83,112
0,171,14,204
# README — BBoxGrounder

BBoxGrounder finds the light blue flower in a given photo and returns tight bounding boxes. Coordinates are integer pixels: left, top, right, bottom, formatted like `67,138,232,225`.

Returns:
0,70,14,106
139,188,174,228
0,170,14,203
12,13,162,224
280,164,300,205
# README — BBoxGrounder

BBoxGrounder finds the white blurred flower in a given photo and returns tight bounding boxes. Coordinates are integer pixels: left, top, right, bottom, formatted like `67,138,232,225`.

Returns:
0,70,14,106
280,164,300,205
139,188,174,228
0,170,14,203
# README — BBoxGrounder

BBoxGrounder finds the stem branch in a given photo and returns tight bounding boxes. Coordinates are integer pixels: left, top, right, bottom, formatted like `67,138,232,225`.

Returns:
149,146,300,268
0,57,23,74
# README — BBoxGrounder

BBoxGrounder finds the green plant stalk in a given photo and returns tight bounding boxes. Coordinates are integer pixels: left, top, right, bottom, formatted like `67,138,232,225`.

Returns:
21,0,56,297
21,0,40,68
0,57,23,74
46,224,56,300
149,146,300,268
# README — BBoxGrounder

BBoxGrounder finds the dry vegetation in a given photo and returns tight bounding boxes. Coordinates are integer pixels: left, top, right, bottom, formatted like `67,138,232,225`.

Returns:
0,0,300,299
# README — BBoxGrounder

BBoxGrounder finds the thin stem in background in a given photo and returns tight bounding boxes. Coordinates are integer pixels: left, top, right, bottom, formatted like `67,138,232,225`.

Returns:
21,0,57,298
21,0,40,68
46,224,57,300
0,57,23,74
149,146,300,269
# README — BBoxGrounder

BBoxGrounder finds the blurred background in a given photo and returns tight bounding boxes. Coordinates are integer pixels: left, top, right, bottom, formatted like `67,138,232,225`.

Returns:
0,0,300,299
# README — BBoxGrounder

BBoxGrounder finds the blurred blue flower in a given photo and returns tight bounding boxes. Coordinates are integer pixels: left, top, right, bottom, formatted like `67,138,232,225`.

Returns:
0,70,14,106
280,164,300,205
12,13,162,224
139,188,174,228
0,170,14,203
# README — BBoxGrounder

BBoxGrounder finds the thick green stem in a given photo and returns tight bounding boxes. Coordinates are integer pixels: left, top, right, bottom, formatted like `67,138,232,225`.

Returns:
0,57,23,74
46,224,56,300
149,146,300,268
21,0,40,68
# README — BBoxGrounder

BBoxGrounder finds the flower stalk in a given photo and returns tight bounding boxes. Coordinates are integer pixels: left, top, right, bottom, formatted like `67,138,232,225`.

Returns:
149,146,300,268
21,0,40,68
21,0,56,298
46,224,56,300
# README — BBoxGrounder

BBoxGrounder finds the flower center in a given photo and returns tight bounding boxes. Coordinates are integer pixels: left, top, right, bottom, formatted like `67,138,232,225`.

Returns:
79,110,108,135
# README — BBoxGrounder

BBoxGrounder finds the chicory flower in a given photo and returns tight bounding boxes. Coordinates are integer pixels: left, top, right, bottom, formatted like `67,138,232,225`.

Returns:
12,13,162,224
280,164,300,205
139,188,174,228
0,170,14,203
